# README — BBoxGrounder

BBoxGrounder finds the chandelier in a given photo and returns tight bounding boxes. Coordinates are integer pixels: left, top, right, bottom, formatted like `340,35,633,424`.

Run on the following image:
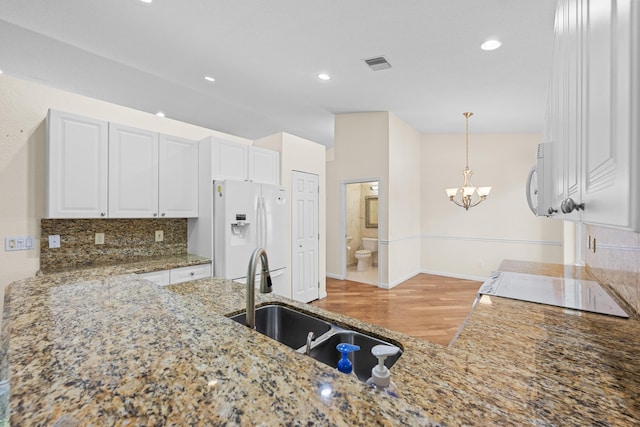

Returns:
445,112,492,210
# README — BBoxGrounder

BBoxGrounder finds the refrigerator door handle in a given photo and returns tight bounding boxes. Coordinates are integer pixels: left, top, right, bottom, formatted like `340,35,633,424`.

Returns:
256,196,262,248
261,195,268,249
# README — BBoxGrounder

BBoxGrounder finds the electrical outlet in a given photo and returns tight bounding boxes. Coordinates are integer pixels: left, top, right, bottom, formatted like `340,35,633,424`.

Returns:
155,230,164,242
48,235,60,249
95,233,105,245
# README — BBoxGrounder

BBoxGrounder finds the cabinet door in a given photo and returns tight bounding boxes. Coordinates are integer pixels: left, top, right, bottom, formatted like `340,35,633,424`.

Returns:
248,146,280,185
169,264,212,284
109,124,159,218
212,140,248,181
159,135,198,218
138,270,171,286
46,110,108,218
581,0,632,228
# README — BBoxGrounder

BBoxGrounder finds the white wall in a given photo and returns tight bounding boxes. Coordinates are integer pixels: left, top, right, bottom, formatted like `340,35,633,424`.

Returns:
0,74,249,292
326,112,389,282
386,113,422,287
253,132,327,298
421,133,564,279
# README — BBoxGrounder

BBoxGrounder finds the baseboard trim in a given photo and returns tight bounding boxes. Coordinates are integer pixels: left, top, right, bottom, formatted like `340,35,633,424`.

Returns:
378,270,422,289
421,269,488,282
326,272,344,280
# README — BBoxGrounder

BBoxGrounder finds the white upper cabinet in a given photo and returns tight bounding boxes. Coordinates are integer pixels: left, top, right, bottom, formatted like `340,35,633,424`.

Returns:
206,136,280,185
46,110,109,218
108,123,159,218
159,134,198,218
581,0,635,229
545,0,639,231
212,139,248,181
248,146,280,184
47,110,199,219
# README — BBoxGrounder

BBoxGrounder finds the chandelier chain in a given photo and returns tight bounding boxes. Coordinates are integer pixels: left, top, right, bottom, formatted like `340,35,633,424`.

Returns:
463,112,473,169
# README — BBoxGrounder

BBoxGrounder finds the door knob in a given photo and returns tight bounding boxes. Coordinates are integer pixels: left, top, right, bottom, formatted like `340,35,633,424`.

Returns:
561,198,585,214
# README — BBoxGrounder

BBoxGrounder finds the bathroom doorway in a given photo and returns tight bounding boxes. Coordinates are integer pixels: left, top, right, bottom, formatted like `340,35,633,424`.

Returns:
341,179,380,286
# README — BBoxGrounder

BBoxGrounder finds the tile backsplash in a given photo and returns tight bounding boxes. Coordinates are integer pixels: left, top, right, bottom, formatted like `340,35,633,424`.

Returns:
583,224,640,316
40,218,188,273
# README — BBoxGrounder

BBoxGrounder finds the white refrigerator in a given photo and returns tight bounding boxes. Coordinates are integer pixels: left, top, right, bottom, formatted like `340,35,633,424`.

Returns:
213,180,288,296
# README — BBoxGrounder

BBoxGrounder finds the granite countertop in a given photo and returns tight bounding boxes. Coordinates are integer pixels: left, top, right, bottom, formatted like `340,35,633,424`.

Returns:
2,259,639,425
37,253,212,276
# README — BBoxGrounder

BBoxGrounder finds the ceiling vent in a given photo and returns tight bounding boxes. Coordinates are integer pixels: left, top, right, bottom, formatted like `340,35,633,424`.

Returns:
363,56,391,71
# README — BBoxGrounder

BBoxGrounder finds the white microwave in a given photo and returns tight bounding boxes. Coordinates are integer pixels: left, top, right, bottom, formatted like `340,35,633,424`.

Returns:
526,142,555,216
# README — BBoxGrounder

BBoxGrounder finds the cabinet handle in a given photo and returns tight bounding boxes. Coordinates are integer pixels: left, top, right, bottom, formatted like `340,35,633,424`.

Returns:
100,212,105,217
547,207,558,215
190,272,195,276
161,213,166,217
560,198,585,214
153,213,158,217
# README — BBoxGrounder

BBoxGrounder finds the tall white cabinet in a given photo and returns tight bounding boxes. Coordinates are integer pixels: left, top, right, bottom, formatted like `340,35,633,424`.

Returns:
545,0,639,231
46,110,109,218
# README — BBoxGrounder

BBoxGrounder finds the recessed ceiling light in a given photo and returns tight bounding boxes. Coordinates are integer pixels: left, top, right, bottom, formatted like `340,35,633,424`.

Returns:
140,0,152,3
481,40,502,51
318,73,331,81
204,76,215,82
0,69,3,74
156,111,165,118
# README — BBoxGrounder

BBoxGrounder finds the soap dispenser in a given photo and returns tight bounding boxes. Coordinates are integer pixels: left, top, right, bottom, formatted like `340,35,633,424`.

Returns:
336,343,360,378
365,344,400,397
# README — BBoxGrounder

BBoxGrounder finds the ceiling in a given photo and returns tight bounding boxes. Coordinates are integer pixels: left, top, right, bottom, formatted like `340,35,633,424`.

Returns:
0,0,557,147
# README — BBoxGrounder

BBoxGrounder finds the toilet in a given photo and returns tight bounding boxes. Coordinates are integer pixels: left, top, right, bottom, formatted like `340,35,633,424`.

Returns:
354,238,378,272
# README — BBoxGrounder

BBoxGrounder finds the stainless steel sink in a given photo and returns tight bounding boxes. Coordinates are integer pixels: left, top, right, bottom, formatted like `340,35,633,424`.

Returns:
227,303,402,382
308,331,402,381
228,304,332,350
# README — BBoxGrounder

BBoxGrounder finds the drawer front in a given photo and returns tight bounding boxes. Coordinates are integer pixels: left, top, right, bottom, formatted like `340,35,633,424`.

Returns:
170,264,212,284
138,269,171,286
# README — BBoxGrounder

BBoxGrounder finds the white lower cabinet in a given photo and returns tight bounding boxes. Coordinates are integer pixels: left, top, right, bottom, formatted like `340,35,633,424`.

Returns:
138,269,171,286
169,264,212,284
138,264,212,286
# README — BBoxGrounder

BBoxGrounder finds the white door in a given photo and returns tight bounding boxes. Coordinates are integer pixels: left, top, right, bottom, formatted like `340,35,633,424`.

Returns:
291,171,319,303
109,123,159,218
159,134,198,218
46,110,109,218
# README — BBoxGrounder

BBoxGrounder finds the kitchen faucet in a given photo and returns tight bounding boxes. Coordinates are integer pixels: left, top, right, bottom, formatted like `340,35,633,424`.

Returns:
246,248,273,329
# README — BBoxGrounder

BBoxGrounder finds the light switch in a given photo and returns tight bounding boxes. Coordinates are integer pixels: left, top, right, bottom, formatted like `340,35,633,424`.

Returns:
5,236,36,251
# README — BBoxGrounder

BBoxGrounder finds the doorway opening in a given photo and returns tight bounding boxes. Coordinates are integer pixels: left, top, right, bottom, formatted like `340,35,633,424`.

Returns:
341,179,379,286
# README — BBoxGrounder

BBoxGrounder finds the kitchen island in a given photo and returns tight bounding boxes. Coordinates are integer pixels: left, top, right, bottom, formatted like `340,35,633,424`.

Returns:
2,259,638,425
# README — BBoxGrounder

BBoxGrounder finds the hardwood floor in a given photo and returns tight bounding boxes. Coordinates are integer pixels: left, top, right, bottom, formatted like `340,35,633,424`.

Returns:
311,274,483,346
